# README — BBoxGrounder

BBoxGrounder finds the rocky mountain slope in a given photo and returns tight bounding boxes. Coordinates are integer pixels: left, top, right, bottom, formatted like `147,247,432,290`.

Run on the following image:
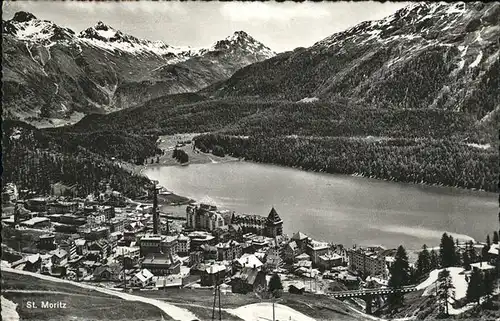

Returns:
204,2,499,122
2,11,275,125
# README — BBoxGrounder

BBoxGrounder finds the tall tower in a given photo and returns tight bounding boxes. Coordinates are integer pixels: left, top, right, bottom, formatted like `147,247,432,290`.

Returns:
152,181,159,235
265,207,283,238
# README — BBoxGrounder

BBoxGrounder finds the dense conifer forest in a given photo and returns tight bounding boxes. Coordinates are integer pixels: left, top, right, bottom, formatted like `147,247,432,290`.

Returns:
2,120,153,197
194,134,498,192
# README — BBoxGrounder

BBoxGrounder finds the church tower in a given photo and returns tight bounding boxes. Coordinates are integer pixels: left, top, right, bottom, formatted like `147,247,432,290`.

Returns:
265,207,283,237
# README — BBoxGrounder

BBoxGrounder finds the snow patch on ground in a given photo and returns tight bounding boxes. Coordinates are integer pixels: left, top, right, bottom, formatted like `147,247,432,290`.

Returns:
1,296,20,321
469,51,483,68
297,97,319,103
466,143,491,150
417,267,467,300
227,302,316,321
445,3,466,15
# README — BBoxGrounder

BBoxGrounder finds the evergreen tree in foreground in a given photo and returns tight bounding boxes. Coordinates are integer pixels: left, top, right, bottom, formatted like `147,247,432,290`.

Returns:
437,269,454,316
430,249,440,270
466,268,483,304
493,231,499,244
467,240,478,264
462,250,471,270
440,233,457,268
268,273,283,295
388,245,410,308
416,244,431,278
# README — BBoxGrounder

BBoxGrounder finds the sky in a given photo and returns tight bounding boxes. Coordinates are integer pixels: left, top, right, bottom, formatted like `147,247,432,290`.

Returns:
2,1,410,52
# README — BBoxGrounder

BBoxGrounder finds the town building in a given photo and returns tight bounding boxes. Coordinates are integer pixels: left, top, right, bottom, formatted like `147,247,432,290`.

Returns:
176,234,190,255
348,247,387,277
139,235,178,257
141,254,181,276
186,203,227,232
2,183,18,204
231,267,267,294
216,240,243,261
188,231,216,251
284,241,299,263
59,214,86,226
201,264,226,286
59,239,77,260
470,261,496,277
291,232,309,252
189,251,204,267
130,269,155,288
108,218,125,233
87,213,106,226
231,214,267,235
24,198,48,212
234,254,263,271
20,217,51,229
88,240,111,261
306,240,330,266
38,234,56,251
265,207,283,237
50,249,68,266
25,254,42,272
75,239,88,256
317,252,343,270
201,244,218,261
47,201,78,214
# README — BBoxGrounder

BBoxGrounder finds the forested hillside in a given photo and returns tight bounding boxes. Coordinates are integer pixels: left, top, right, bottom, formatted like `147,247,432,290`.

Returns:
204,2,500,122
194,134,498,192
2,120,154,197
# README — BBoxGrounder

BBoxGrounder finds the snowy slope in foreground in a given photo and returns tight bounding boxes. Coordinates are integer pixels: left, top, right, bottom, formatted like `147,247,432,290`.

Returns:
227,302,317,321
1,296,20,321
417,267,467,300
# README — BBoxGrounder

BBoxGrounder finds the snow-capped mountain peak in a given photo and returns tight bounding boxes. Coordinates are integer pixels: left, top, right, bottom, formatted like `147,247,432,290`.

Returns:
3,11,75,42
11,11,37,23
209,30,276,58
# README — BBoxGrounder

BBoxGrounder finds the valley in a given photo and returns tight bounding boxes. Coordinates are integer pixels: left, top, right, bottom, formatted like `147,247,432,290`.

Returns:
2,2,499,321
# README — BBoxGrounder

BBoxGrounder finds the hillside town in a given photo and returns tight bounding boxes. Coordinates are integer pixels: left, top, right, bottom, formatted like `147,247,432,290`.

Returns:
2,180,499,318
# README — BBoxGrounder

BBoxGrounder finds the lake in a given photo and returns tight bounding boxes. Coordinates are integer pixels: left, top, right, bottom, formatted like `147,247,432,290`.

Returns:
144,162,498,250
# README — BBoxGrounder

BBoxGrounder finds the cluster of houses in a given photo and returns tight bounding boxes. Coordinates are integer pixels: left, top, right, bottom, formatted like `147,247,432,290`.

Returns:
4,181,497,298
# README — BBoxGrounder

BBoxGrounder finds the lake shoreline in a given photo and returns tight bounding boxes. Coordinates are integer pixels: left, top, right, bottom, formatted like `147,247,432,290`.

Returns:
142,160,493,251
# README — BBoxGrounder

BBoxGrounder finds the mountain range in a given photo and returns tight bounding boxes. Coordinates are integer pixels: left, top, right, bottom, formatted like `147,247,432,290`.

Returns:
2,2,499,194
205,2,499,122
64,1,499,142
2,11,275,125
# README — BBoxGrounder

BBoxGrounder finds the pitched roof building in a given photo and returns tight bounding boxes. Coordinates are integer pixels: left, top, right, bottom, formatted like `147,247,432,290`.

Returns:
265,207,283,237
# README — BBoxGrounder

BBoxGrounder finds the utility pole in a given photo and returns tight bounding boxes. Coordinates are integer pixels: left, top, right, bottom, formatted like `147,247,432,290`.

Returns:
122,249,127,292
212,273,222,321
152,181,159,235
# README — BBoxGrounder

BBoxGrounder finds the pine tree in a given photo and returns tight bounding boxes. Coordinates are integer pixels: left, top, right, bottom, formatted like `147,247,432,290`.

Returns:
430,249,440,270
493,231,499,244
440,233,457,268
486,234,491,247
388,245,410,308
268,273,283,297
437,269,454,316
466,268,483,304
467,240,478,263
416,244,431,278
481,245,490,261
462,251,471,270
483,271,494,302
